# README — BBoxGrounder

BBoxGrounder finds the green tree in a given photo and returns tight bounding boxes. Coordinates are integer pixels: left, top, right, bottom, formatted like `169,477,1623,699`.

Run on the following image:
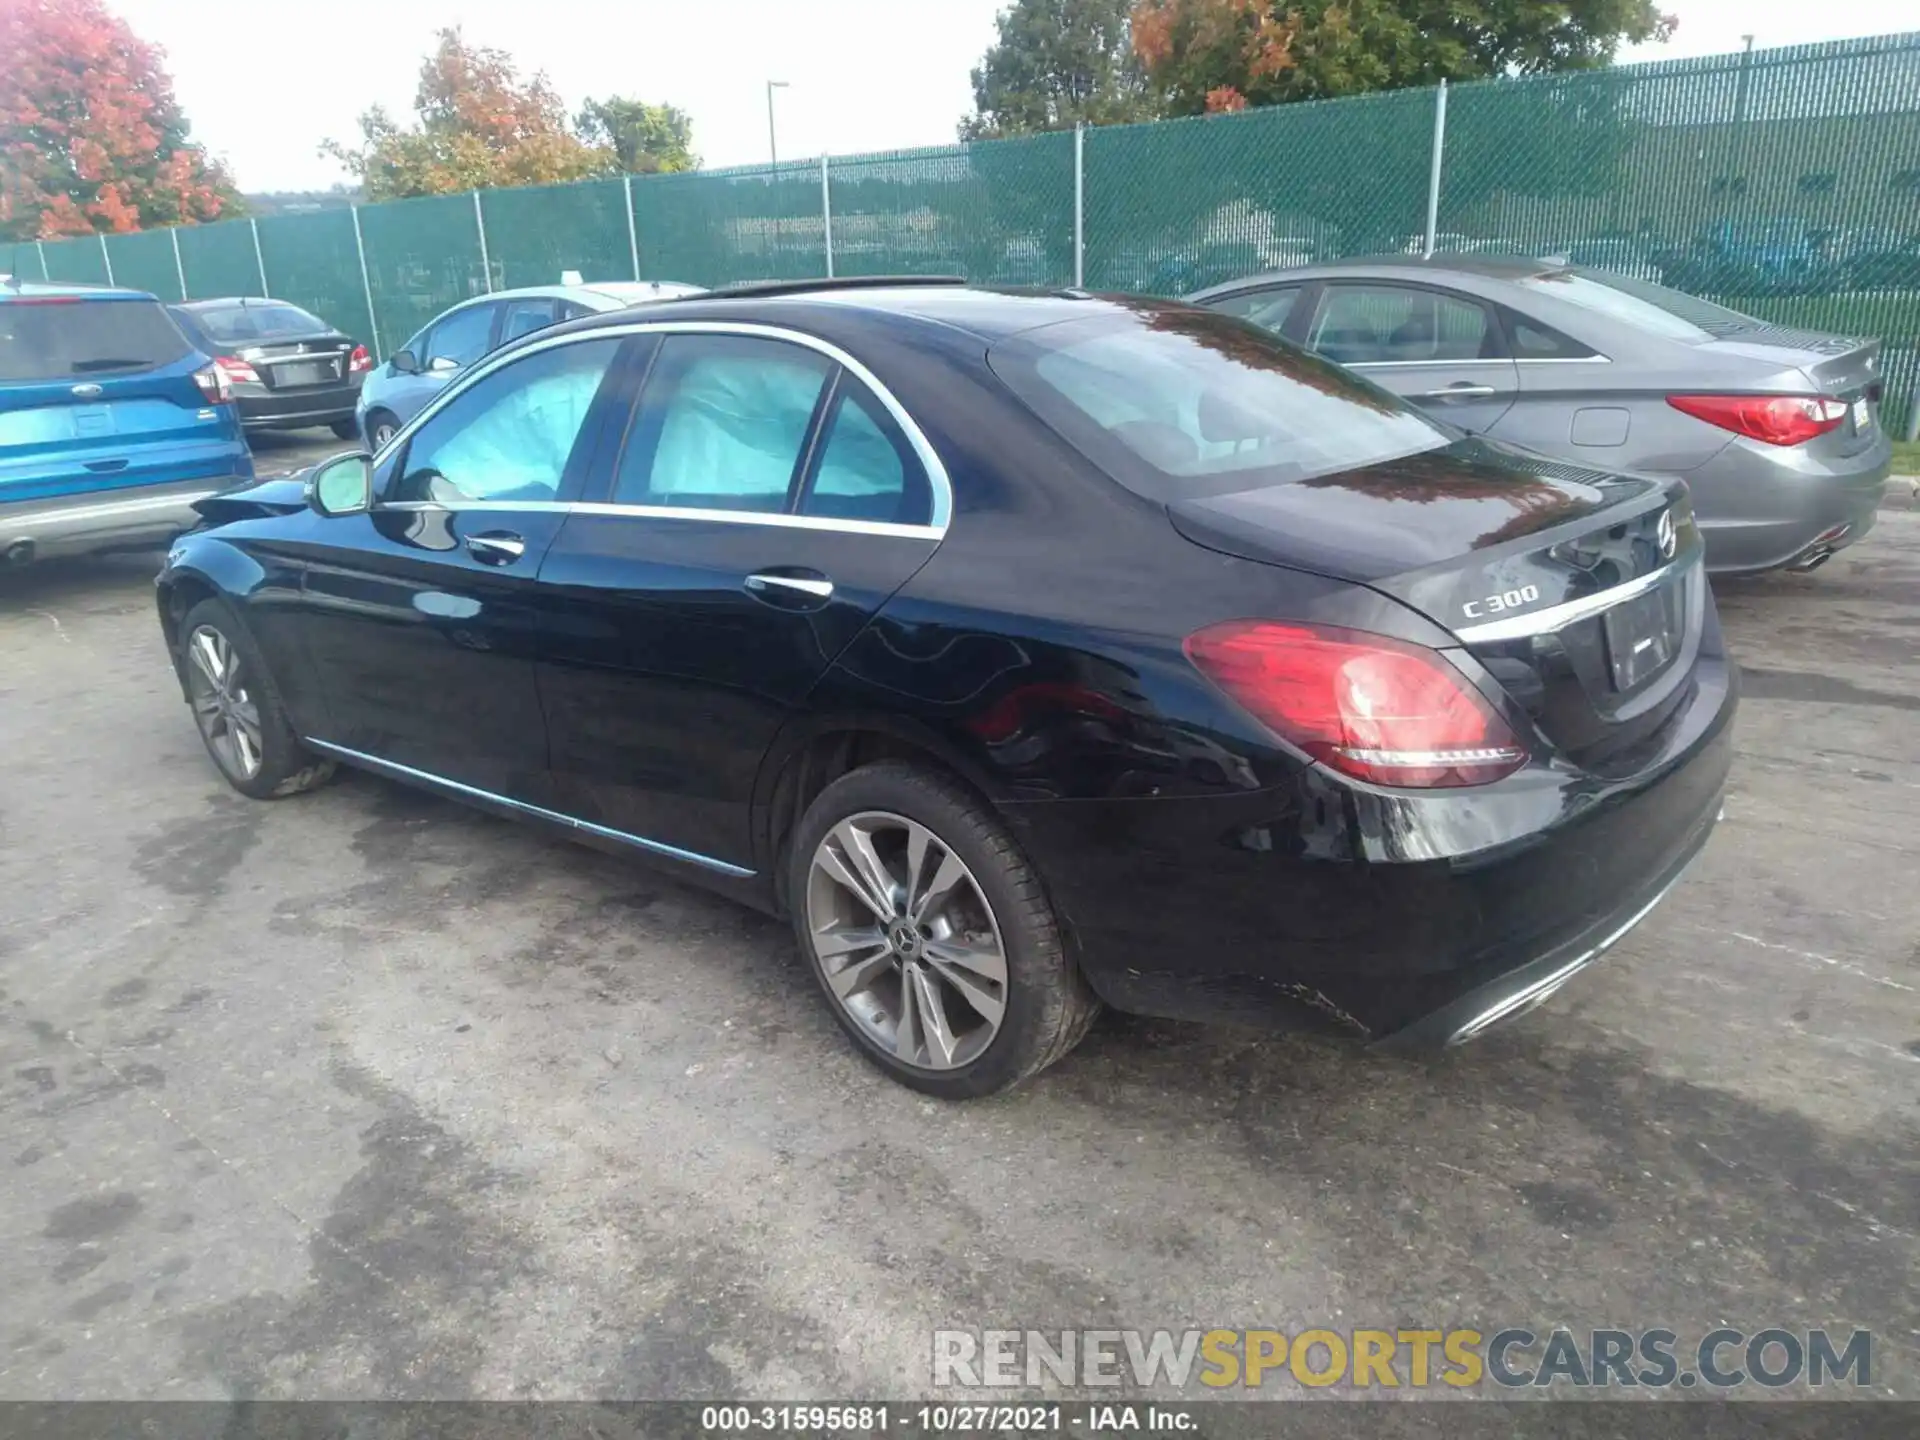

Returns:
575,98,698,175
1131,0,1675,114
322,28,609,199
961,0,1161,139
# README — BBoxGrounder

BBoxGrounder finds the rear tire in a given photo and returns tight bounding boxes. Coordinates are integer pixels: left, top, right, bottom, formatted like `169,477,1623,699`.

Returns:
787,760,1098,1098
365,410,399,451
179,597,334,801
329,419,358,440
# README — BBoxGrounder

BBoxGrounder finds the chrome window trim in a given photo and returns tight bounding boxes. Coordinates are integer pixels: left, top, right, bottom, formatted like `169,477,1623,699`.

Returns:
376,497,940,541
303,739,756,879
369,318,954,534
1452,544,1703,644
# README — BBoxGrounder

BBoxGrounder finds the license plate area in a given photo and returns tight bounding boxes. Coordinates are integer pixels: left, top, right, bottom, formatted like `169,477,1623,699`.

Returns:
273,360,336,388
1602,581,1682,693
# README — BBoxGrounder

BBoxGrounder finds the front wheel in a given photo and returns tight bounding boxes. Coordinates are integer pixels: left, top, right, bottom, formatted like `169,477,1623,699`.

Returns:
788,761,1098,1098
179,598,334,800
364,410,399,451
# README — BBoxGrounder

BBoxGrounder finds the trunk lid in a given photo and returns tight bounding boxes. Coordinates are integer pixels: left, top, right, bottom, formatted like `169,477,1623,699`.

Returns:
240,334,356,393
1168,439,1707,771
1689,323,1883,456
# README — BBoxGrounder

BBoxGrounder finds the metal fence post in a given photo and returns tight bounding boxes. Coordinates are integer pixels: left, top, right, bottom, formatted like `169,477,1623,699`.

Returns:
36,239,49,281
1073,123,1086,289
1422,80,1449,259
820,154,834,278
250,217,270,297
473,191,494,292
98,232,114,285
169,227,187,299
624,174,641,279
350,205,382,359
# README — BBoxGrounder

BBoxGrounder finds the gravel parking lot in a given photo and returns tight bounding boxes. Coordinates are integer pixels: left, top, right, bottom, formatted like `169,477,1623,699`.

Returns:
1,454,1916,1402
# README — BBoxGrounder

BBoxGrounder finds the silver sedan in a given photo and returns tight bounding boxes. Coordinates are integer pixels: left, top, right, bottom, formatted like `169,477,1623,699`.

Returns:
1188,255,1890,575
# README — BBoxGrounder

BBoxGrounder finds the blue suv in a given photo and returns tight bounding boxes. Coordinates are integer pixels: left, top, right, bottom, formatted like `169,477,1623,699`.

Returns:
1,279,253,566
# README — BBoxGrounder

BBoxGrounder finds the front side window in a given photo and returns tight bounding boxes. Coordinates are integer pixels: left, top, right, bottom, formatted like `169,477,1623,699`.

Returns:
802,381,930,525
1310,286,1497,365
613,335,831,512
392,337,622,504
1203,286,1302,336
990,304,1446,500
423,303,496,368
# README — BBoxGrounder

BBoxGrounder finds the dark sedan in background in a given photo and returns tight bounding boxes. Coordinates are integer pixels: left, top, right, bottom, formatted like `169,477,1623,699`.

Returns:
1190,255,1890,576
154,279,1733,1098
168,298,370,439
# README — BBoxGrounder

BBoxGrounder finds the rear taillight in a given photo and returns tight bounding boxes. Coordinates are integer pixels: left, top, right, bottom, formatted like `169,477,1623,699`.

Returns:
1667,393,1846,446
348,344,372,373
214,355,260,387
192,365,231,403
1184,621,1527,789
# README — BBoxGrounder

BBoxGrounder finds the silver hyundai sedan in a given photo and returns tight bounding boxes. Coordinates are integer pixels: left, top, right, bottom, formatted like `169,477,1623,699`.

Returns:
1188,255,1890,575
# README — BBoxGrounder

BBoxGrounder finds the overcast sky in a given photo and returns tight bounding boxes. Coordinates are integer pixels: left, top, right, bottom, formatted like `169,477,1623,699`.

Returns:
103,0,1918,192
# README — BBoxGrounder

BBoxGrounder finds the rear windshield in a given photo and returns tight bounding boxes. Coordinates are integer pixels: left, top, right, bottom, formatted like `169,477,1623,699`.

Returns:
186,301,329,343
0,297,193,382
989,303,1447,499
1518,269,1756,342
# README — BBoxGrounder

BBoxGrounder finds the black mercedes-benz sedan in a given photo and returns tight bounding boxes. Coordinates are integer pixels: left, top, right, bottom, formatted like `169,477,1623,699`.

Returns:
155,278,1735,1097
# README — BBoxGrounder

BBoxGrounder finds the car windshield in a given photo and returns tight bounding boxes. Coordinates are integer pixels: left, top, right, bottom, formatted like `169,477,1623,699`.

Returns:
188,302,330,343
988,303,1447,500
1518,269,1757,343
0,297,193,381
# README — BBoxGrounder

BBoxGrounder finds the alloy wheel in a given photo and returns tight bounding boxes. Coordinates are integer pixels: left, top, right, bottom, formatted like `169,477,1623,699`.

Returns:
804,810,1009,1071
185,624,264,781
370,419,396,449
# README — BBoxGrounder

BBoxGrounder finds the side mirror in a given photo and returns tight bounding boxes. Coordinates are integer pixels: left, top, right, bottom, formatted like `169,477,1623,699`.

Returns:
427,355,462,375
390,348,419,375
307,451,374,518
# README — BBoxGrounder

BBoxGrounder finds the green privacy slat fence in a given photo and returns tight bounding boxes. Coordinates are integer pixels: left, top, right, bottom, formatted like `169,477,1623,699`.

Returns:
256,209,375,346
356,191,486,352
631,160,832,286
829,133,1076,284
1084,85,1436,293
176,218,260,297
103,227,182,300
11,32,1920,418
481,177,633,289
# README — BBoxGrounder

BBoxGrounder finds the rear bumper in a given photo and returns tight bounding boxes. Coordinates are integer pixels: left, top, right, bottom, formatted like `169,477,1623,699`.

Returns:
1005,654,1736,1045
1689,433,1890,575
0,474,245,563
235,382,362,430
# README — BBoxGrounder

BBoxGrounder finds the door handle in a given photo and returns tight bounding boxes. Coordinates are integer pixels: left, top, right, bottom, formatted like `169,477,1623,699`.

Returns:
1415,382,1498,400
465,531,526,565
745,570,834,606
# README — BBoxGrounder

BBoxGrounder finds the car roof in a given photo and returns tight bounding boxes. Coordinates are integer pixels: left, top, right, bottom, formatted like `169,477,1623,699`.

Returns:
1187,252,1570,297
0,279,159,303
584,280,1129,342
173,296,314,312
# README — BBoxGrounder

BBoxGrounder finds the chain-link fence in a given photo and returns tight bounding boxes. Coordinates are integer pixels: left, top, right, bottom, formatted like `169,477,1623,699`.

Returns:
8,31,1920,421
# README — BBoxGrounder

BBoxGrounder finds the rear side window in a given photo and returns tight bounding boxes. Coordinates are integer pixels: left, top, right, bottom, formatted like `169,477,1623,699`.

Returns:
614,334,831,512
801,380,931,526
188,302,327,344
990,306,1446,499
499,298,558,343
0,298,192,381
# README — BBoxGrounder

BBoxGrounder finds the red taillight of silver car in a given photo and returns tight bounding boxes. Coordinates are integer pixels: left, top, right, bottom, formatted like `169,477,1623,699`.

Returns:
1184,620,1527,788
1667,393,1849,446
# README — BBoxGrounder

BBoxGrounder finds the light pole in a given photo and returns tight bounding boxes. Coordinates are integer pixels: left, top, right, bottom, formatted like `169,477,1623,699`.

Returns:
767,80,789,172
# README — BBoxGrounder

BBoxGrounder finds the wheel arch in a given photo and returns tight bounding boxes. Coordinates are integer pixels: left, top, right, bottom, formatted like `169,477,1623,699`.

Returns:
751,712,1010,916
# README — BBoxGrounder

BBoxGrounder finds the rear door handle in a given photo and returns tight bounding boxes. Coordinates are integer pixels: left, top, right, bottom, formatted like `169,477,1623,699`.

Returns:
745,570,834,607
465,531,526,565
1415,382,1498,400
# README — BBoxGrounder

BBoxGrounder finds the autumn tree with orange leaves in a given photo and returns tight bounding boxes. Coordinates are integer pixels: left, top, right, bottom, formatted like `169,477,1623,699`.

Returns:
0,0,241,240
1130,0,1675,115
323,28,618,201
